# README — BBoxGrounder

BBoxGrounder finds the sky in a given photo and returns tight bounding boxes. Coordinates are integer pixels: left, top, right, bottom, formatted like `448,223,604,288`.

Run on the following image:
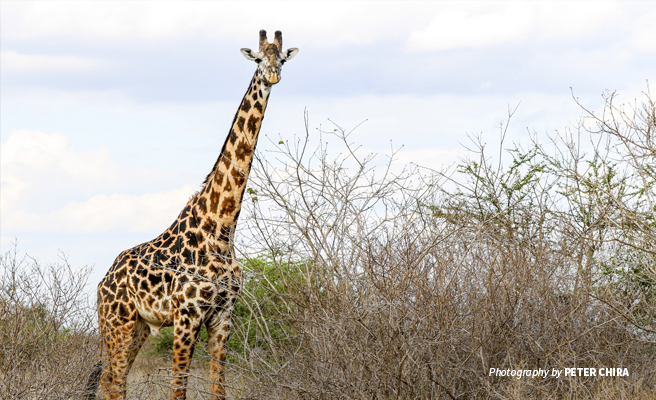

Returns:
2,1,655,287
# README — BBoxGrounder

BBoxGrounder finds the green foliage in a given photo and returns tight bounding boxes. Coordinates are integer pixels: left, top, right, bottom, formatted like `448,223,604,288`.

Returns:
148,256,307,360
149,325,209,360
433,140,552,247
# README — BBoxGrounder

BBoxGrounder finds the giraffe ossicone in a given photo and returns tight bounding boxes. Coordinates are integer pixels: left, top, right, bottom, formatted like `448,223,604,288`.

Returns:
86,30,298,400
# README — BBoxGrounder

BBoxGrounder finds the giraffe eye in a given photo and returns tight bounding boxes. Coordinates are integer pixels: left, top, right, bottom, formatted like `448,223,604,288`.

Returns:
280,59,286,65
254,58,262,63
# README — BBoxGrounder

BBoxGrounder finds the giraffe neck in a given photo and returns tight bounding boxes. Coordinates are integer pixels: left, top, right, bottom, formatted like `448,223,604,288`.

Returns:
199,72,270,231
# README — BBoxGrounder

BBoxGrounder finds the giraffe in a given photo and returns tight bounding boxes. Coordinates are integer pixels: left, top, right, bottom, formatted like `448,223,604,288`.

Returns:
86,30,298,400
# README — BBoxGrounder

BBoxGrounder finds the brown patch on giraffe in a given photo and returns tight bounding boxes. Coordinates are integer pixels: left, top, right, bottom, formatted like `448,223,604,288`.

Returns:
198,248,208,266
202,219,217,235
241,99,251,112
234,140,252,161
219,197,237,217
190,208,199,228
207,263,220,276
157,251,170,264
183,306,200,319
118,302,130,318
185,231,199,248
254,101,263,113
115,267,126,281
214,171,224,187
180,204,191,219
162,235,175,249
218,226,231,243
247,115,260,135
223,177,232,192
197,196,207,213
148,273,163,286
233,167,246,187
227,129,238,146
200,287,213,301
171,236,183,254
221,152,232,168
182,248,194,264
236,117,245,133
209,189,220,213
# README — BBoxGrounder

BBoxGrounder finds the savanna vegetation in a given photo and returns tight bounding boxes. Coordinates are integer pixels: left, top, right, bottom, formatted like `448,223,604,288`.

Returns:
2,87,655,399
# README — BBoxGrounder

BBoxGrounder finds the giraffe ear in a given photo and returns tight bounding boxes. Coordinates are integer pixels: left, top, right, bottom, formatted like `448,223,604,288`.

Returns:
283,48,299,61
240,48,261,62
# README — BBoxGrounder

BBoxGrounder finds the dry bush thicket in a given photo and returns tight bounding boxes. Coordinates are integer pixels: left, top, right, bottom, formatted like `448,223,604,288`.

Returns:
0,246,98,399
228,89,656,399
2,87,655,400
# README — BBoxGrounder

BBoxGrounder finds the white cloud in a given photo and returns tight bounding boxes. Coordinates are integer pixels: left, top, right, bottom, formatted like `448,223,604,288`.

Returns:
406,1,620,52
3,186,195,235
1,130,193,235
407,3,534,52
2,130,122,197
2,1,426,48
531,2,620,40
630,11,656,53
1,50,102,73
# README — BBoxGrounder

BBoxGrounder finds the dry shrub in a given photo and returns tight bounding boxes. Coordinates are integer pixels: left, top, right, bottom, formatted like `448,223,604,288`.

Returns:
226,90,656,399
0,245,98,399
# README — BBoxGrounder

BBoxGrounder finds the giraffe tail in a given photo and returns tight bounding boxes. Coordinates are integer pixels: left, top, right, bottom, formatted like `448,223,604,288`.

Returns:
84,335,104,400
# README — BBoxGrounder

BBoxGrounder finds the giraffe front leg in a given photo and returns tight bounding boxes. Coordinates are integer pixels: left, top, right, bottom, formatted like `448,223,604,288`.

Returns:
206,312,234,400
170,311,202,400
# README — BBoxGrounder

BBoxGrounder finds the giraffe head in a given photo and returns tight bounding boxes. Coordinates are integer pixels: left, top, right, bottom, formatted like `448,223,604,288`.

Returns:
240,30,298,85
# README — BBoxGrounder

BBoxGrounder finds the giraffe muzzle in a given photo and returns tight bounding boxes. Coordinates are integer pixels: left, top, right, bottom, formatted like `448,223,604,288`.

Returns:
268,73,281,85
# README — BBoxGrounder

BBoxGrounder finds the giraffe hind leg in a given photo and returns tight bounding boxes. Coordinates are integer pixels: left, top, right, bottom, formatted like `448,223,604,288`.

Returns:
99,310,150,399
126,319,151,370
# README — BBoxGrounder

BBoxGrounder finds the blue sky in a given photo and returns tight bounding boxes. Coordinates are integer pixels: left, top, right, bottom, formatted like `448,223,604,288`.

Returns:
2,1,655,286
